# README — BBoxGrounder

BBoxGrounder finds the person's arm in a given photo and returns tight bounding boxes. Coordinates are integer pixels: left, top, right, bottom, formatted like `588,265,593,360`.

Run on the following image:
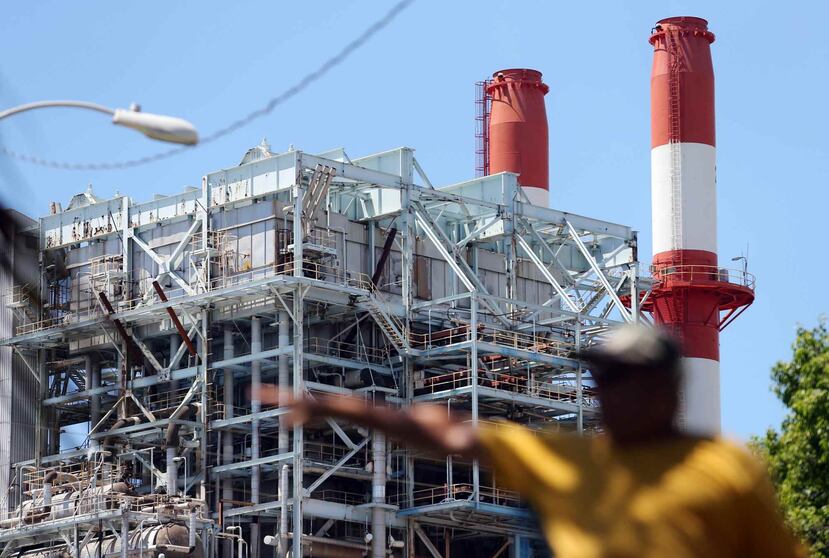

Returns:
739,460,808,558
255,385,486,460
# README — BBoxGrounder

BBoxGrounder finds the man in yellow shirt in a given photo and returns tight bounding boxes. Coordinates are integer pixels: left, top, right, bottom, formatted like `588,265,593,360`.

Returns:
257,325,805,557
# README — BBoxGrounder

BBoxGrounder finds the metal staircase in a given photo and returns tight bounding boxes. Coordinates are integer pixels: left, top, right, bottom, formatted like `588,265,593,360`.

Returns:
361,288,408,352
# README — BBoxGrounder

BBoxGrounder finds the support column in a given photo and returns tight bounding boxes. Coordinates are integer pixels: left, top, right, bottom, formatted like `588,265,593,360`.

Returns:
470,296,479,501
199,312,209,501
291,174,305,558
250,316,262,558
222,324,234,515
575,321,583,433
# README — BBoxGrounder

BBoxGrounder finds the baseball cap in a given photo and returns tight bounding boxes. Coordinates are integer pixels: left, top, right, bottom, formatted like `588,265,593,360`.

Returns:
576,324,680,375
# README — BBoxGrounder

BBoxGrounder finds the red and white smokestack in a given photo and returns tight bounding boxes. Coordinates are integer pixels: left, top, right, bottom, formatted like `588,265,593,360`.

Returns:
487,69,549,206
648,17,753,434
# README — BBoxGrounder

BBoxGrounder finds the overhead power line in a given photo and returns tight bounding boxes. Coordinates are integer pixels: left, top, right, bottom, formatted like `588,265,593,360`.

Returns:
0,0,414,171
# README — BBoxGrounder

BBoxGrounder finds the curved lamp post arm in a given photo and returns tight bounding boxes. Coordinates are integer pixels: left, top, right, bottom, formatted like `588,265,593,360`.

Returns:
0,100,115,119
0,100,198,145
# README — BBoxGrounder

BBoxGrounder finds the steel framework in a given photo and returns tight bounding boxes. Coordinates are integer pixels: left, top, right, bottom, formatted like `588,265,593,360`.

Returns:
0,143,645,558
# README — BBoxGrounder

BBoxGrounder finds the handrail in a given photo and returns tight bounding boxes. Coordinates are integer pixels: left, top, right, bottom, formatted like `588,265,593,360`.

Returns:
651,264,755,290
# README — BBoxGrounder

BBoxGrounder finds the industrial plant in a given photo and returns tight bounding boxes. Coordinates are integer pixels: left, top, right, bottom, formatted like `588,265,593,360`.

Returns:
0,16,753,558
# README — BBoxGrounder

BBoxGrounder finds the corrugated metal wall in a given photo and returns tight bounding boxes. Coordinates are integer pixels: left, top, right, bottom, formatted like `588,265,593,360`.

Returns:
0,215,39,514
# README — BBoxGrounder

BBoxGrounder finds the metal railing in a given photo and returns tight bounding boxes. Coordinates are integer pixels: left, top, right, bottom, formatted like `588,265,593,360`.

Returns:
412,324,574,359
415,369,596,407
390,483,521,509
306,337,389,365
651,265,755,290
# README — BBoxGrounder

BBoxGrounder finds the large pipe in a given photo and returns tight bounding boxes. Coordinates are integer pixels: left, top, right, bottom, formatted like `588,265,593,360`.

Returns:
371,393,387,558
169,335,180,394
16,523,203,558
166,405,191,495
486,68,550,207
647,17,752,435
279,464,289,558
90,361,101,429
277,311,289,455
250,316,261,558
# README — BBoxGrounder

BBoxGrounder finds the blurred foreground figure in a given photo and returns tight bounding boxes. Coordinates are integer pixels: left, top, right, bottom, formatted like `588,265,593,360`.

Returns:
258,325,805,557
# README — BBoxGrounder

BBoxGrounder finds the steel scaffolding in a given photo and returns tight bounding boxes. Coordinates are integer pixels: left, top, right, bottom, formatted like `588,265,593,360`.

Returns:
0,144,645,557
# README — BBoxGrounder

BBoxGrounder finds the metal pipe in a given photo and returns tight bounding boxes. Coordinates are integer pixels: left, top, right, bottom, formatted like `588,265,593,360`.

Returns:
371,393,387,558
90,360,101,429
189,512,197,549
166,447,177,496
169,335,180,394
279,464,289,558
277,311,289,455
164,403,191,496
250,316,261,558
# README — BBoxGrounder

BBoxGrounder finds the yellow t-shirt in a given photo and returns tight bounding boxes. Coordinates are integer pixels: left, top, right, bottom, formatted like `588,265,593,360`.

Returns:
479,424,805,558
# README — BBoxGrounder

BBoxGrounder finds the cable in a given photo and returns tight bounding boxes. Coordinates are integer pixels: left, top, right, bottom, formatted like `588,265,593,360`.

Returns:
0,0,414,171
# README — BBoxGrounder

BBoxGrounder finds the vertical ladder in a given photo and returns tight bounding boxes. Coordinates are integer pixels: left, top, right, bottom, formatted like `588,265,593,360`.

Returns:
667,30,684,255
475,80,491,177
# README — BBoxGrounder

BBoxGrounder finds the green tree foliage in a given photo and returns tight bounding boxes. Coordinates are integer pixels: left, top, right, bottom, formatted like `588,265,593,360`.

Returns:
752,320,829,556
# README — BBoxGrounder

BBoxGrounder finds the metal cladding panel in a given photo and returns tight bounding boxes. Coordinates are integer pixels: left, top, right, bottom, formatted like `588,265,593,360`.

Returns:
439,173,519,211
41,197,125,250
207,150,298,206
0,221,38,514
130,190,200,229
353,148,413,217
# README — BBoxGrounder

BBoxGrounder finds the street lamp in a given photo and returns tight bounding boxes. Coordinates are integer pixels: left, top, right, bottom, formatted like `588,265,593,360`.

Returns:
731,256,748,278
0,100,198,145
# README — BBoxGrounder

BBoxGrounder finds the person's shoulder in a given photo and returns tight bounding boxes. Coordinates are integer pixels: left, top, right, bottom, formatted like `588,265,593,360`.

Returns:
687,436,768,490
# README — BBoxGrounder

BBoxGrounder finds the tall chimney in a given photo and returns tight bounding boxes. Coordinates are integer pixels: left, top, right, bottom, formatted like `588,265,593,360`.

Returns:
648,17,754,434
487,69,549,206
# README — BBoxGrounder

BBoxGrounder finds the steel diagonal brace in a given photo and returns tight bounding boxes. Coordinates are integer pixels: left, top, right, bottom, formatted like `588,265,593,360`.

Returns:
131,234,194,297
127,391,156,422
305,437,369,496
59,534,75,557
12,346,40,383
326,417,359,449
97,292,143,364
522,219,586,304
414,525,444,558
413,203,509,326
565,221,632,323
456,215,502,249
0,541,18,558
152,280,198,357
129,335,164,374
169,325,198,370
515,234,581,313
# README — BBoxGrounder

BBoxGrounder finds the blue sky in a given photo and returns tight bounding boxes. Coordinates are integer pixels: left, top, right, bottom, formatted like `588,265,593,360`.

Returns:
1,1,826,440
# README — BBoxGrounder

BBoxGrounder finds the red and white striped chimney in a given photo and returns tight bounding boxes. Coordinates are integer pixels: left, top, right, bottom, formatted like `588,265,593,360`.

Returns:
648,17,753,435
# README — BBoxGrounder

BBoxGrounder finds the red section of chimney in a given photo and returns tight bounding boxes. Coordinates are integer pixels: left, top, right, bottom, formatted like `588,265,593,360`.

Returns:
486,69,549,204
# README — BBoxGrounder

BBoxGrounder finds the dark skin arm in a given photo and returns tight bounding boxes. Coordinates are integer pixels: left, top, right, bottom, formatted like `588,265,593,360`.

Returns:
255,385,486,460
